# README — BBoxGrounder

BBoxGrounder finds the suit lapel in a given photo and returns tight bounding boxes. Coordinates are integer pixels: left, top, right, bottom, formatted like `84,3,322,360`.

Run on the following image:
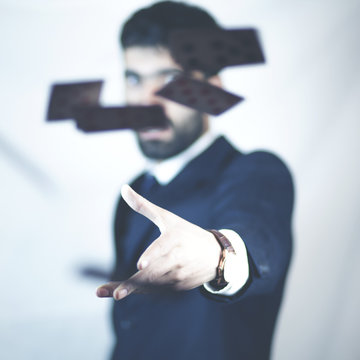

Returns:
154,136,240,206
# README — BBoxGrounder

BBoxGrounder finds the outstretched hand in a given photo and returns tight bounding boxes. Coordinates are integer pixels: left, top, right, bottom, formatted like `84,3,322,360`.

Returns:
96,184,221,300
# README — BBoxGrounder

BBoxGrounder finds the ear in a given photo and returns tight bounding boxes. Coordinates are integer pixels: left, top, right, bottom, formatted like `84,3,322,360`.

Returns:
207,74,223,89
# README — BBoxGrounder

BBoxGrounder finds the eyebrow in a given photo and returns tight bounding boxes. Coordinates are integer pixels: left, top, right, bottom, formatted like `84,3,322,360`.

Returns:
124,68,183,79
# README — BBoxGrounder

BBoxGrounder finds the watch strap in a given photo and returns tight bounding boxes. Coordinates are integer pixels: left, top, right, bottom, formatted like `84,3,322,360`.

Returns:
208,229,236,289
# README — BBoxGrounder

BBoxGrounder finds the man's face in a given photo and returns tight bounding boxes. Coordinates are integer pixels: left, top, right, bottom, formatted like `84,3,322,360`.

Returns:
124,46,207,160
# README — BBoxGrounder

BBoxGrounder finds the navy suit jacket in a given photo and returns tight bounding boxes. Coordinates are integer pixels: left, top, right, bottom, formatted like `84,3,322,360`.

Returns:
111,136,294,360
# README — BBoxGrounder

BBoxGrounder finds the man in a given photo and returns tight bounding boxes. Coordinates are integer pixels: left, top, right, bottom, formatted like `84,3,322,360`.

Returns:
97,2,294,359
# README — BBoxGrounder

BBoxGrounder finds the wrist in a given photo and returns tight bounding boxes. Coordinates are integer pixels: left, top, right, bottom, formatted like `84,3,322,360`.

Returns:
207,230,222,280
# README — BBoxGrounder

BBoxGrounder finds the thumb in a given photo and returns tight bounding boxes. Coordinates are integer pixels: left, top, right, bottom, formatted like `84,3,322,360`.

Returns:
121,184,167,232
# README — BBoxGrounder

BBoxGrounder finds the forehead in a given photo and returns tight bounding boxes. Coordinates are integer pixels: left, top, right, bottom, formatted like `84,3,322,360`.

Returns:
124,46,182,74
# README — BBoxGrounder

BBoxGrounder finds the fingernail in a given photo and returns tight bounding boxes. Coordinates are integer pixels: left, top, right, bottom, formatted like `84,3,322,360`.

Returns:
138,260,148,270
115,288,128,300
97,288,109,297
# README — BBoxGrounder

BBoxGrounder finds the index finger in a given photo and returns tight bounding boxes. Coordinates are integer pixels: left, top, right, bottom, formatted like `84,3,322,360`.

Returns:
121,184,170,232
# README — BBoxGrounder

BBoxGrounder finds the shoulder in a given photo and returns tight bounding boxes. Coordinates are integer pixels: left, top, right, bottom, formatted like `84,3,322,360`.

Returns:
217,142,294,195
219,138,292,177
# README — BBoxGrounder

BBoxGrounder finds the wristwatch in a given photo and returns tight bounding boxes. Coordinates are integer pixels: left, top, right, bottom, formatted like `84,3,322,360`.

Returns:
208,229,237,290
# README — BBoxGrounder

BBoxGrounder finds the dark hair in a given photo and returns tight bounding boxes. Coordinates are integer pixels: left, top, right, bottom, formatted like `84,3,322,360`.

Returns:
120,1,219,49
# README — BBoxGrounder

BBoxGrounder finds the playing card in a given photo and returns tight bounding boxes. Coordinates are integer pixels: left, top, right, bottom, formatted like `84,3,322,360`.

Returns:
156,75,244,115
46,80,103,121
73,105,169,132
168,28,265,74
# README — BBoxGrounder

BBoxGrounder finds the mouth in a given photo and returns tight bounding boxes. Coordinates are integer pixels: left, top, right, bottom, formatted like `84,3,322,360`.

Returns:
138,125,173,141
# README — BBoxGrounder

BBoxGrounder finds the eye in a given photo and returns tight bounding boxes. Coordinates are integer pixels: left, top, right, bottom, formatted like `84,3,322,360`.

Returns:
125,73,141,87
163,72,178,84
161,70,183,85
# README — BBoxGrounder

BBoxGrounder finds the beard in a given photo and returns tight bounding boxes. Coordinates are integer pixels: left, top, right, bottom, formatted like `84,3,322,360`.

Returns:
136,112,205,160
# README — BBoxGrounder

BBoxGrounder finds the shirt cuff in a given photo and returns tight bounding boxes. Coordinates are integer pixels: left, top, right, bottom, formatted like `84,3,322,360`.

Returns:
203,229,249,296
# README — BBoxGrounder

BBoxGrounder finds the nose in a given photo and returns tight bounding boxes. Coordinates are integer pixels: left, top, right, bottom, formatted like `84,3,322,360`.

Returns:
139,80,163,106
126,74,168,107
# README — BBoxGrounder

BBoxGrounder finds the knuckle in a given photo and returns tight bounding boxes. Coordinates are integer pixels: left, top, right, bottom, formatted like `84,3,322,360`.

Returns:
155,241,164,254
174,268,186,282
169,247,182,262
144,240,162,260
147,271,158,284
135,201,145,214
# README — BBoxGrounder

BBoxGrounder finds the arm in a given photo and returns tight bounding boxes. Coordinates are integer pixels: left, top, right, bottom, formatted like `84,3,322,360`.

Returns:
204,151,294,301
97,152,294,301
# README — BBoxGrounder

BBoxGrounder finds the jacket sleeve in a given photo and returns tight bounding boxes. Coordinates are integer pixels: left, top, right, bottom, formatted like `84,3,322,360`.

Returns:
203,151,294,303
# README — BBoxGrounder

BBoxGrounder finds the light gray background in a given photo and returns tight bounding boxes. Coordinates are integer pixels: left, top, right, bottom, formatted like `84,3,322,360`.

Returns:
1,0,359,359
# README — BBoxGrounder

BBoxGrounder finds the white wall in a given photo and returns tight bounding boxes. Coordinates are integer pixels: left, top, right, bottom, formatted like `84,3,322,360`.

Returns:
0,0,359,359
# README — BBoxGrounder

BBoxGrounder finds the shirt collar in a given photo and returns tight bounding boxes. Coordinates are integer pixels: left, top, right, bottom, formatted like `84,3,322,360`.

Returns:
145,131,218,186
